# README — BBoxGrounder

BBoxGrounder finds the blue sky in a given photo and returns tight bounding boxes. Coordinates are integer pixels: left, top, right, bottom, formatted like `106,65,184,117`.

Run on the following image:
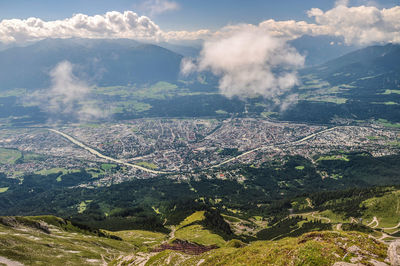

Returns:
0,0,399,101
0,0,398,31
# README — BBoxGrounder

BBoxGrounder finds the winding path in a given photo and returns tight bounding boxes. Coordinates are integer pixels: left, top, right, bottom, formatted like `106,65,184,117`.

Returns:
311,212,331,223
382,222,400,230
367,217,379,228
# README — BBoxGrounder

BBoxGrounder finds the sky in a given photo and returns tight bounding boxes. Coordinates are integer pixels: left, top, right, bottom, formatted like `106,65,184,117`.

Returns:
1,0,400,114
0,0,398,31
0,0,399,45
0,0,329,31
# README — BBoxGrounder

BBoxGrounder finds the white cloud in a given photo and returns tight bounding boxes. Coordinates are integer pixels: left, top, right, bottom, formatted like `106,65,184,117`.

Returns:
0,11,162,43
3,3,399,111
0,9,210,44
180,57,197,76
182,28,304,100
178,2,400,106
164,29,211,41
48,61,91,114
30,61,107,121
141,0,180,16
1,4,400,46
217,4,400,46
278,93,299,112
206,4,400,46
257,20,330,40
307,5,400,45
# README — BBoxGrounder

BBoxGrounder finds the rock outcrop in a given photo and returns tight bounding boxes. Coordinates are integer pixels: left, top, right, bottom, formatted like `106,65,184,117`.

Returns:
388,240,400,266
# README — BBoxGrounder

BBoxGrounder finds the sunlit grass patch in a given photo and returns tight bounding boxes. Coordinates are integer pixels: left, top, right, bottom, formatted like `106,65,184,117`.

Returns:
0,148,22,164
137,161,158,170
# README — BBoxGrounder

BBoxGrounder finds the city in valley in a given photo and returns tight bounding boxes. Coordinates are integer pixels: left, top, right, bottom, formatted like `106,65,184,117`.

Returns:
0,118,399,187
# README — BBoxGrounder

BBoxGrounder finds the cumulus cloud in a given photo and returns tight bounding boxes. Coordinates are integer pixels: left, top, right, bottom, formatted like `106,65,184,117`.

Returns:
182,28,304,101
213,4,400,46
179,2,400,107
141,0,180,16
1,3,400,46
164,29,212,41
31,61,107,121
206,4,400,46
256,20,330,40
0,9,209,44
307,5,400,45
0,11,162,43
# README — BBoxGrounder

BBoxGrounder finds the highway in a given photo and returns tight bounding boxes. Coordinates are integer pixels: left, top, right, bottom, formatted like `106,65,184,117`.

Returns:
213,126,338,168
49,129,169,175
50,126,338,173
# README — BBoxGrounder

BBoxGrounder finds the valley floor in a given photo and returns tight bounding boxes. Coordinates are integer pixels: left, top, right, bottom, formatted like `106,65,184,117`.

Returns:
0,118,399,186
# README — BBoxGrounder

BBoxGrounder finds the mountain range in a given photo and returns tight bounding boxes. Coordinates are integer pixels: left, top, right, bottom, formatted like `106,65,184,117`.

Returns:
0,38,399,124
0,36,369,91
0,38,183,90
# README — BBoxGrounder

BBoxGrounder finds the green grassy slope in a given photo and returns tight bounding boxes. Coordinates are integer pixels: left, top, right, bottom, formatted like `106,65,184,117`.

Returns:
290,187,400,239
173,211,227,247
0,211,394,266
0,216,135,265
119,231,387,266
